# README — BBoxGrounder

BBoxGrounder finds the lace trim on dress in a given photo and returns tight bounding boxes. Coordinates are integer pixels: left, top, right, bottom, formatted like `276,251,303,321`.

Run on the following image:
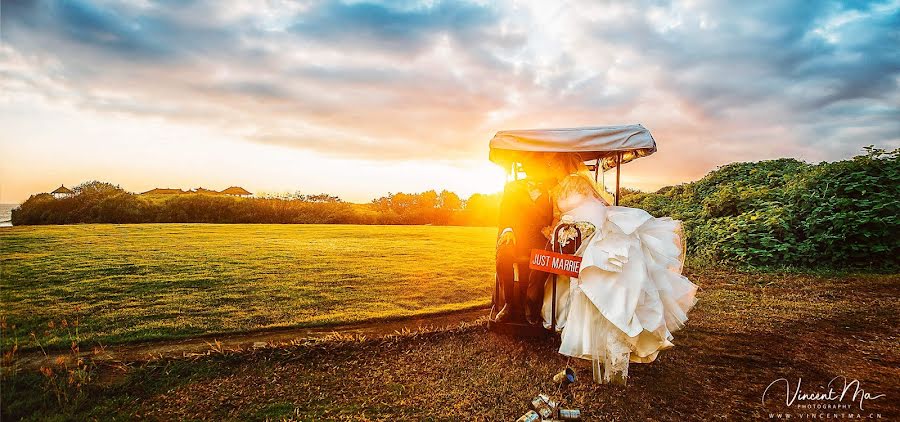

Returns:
591,313,631,385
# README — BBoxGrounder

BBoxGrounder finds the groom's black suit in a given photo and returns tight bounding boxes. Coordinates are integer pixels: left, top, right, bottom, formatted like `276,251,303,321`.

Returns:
495,178,554,323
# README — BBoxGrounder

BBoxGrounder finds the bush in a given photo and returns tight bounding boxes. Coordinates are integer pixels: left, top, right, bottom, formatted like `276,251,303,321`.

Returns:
621,148,899,270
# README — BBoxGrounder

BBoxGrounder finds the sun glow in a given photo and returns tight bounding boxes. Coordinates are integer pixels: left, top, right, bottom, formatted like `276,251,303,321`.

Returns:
2,0,896,204
0,99,508,203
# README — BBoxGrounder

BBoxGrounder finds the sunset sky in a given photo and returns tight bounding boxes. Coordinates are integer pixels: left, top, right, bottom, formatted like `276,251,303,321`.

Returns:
1,0,898,204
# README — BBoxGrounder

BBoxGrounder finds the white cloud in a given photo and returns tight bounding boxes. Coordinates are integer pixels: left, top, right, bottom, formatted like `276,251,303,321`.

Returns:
1,0,897,202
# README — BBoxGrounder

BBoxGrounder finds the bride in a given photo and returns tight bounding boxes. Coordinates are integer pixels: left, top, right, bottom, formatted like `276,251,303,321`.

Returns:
540,153,698,385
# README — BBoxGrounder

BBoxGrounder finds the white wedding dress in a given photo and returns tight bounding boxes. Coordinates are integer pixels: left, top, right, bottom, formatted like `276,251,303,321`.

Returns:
541,174,698,384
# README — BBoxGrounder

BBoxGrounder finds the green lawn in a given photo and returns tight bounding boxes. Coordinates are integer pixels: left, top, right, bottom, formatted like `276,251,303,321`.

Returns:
0,224,497,349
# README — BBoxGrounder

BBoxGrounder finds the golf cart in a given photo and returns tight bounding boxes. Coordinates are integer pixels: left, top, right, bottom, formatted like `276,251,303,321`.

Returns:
486,125,657,337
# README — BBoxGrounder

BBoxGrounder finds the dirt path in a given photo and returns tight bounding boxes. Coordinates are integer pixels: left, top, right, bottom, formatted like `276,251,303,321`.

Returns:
16,307,490,368
5,271,899,420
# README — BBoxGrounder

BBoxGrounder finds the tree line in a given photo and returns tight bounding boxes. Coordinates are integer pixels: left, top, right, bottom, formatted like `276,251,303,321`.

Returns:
10,184,502,227
11,148,897,270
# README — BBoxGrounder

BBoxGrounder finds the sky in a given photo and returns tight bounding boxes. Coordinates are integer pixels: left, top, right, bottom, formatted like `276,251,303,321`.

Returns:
1,0,898,204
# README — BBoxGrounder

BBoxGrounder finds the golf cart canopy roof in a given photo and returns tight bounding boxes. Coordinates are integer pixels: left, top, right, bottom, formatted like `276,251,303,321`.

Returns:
489,124,657,170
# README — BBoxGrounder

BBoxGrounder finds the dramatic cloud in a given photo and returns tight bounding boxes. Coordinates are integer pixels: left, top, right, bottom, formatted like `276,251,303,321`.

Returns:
1,0,898,198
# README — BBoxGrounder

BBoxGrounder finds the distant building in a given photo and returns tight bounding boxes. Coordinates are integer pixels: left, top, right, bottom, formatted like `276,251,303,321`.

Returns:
220,186,252,197
141,188,186,195
192,187,219,195
139,186,252,197
51,185,74,199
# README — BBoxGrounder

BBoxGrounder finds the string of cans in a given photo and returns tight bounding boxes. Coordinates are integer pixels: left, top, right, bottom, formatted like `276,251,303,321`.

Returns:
516,367,582,421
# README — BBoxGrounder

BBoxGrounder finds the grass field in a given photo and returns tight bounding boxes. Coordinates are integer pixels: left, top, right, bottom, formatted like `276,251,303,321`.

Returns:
2,268,897,420
2,224,898,419
0,224,497,349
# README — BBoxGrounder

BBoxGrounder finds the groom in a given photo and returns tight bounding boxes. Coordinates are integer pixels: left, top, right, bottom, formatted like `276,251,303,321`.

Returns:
494,154,555,325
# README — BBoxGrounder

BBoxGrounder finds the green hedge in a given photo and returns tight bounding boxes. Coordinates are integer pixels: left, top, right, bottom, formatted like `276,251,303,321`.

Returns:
622,147,899,270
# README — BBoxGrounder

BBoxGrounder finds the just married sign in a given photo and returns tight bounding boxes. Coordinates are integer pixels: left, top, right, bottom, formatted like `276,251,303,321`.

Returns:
529,249,583,278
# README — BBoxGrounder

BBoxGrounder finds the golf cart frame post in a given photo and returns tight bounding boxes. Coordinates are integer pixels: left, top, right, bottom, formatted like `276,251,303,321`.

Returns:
488,125,657,337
